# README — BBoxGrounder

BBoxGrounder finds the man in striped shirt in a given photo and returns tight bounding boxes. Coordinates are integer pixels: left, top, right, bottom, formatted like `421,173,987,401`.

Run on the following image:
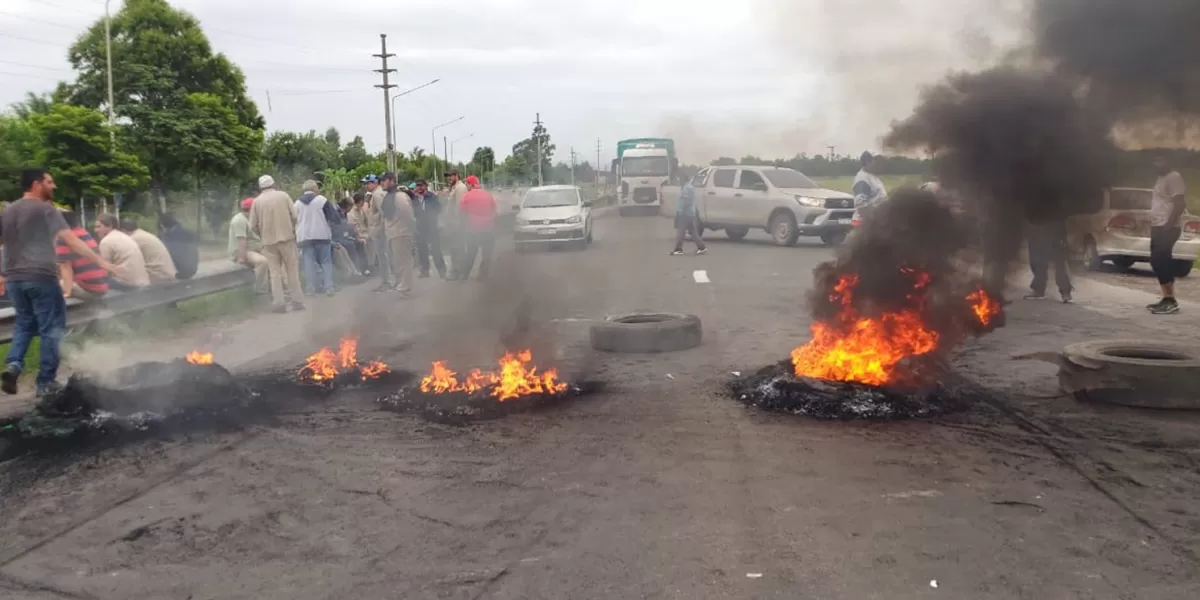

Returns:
55,210,108,300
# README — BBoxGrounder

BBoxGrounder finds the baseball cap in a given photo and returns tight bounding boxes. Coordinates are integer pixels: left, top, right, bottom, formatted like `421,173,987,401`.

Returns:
465,175,480,187
380,171,396,182
241,197,255,210
446,169,459,177
363,174,379,183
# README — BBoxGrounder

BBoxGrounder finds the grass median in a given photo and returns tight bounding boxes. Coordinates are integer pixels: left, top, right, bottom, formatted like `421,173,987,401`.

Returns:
0,287,259,374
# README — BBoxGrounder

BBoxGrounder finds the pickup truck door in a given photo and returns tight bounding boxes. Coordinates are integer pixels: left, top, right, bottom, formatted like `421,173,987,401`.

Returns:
733,169,771,227
691,168,712,221
705,168,738,225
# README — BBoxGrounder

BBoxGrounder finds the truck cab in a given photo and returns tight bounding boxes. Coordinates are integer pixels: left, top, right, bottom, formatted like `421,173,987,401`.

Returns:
613,139,677,217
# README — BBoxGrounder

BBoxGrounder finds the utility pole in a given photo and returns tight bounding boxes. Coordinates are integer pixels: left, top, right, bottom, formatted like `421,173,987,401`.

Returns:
595,138,602,190
443,135,449,175
374,34,397,173
534,113,544,187
827,145,835,162
569,146,577,187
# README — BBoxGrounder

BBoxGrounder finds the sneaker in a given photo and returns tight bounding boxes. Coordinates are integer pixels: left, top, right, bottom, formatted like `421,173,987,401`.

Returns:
1,364,20,395
35,380,63,398
1147,299,1167,310
271,305,288,314
325,290,337,297
696,248,708,255
1060,291,1072,304
289,301,307,312
374,285,393,293
670,249,684,256
1150,299,1180,315
1023,292,1046,300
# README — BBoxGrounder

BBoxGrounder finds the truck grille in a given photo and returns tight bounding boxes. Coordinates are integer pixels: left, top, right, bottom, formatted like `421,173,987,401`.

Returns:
632,187,659,204
824,198,854,209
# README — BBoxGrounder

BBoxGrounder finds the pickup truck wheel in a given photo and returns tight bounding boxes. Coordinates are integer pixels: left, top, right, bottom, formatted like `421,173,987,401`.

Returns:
769,212,800,247
1111,256,1135,270
1174,259,1193,278
820,232,846,246
725,227,749,241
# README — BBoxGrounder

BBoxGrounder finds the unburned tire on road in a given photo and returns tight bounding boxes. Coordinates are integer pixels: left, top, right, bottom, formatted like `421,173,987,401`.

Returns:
589,313,702,353
1058,340,1200,409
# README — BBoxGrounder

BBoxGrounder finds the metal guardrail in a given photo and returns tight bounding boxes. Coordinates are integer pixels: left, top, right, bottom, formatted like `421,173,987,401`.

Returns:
0,263,254,344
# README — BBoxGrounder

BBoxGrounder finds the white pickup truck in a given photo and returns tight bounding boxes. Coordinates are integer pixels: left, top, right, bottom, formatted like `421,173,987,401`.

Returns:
690,165,856,246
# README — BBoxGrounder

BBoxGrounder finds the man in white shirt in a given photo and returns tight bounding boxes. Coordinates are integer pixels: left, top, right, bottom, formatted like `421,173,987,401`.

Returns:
95,214,150,290
852,151,888,209
443,170,469,278
1147,156,1188,314
120,217,176,283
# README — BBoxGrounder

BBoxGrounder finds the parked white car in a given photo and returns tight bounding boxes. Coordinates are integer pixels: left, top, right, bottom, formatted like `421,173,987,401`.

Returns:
512,185,594,251
1068,187,1200,277
689,166,856,246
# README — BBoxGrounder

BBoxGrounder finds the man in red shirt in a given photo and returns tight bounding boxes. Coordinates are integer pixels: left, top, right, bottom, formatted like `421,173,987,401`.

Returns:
456,175,497,281
55,210,109,300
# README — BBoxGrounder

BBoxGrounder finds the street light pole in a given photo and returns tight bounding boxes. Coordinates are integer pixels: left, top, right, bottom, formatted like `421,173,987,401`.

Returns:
431,116,465,184
390,78,440,155
105,0,119,219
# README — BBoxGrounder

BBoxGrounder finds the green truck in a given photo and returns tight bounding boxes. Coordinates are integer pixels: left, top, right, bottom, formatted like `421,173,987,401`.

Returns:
612,138,679,217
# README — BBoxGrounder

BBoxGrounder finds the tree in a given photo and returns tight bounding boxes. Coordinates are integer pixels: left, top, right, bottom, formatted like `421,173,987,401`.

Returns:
262,130,339,180
323,127,341,150
512,123,555,182
471,146,496,172
340,136,371,171
66,0,264,204
29,104,149,205
0,115,38,200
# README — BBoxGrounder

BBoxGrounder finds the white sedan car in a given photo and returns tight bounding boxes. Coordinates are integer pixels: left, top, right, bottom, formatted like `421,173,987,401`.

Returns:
512,185,594,251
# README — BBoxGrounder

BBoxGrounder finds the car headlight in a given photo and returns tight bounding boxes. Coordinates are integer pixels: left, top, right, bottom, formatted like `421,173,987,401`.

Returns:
566,215,582,224
794,195,822,207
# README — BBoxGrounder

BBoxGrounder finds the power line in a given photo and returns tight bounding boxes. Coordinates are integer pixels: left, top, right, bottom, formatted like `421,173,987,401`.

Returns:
0,58,70,71
0,9,82,29
0,70,63,81
0,31,66,46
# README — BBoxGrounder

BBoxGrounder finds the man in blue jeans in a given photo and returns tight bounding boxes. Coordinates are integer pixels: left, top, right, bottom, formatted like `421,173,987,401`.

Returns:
0,168,116,397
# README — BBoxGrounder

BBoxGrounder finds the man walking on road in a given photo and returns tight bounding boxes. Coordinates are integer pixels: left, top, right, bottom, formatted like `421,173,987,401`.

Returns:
672,174,707,256
456,175,497,281
1147,157,1188,314
295,179,338,297
379,172,416,296
444,170,469,278
0,168,117,397
250,175,305,313
1024,219,1072,303
411,180,447,279
229,197,268,293
365,175,393,292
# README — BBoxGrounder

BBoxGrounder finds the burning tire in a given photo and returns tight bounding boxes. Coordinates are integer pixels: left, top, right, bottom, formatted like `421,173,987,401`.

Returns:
589,313,702,353
1058,340,1200,409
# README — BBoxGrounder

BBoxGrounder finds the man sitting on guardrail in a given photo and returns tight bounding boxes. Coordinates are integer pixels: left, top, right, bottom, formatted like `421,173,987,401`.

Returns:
95,214,150,291
55,209,108,301
229,197,268,293
120,217,177,284
158,212,199,280
1,168,118,398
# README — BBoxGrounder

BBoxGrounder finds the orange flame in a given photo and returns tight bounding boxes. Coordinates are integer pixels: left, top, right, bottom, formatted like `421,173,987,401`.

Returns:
791,272,1001,386
298,336,389,382
419,350,568,401
185,351,214,365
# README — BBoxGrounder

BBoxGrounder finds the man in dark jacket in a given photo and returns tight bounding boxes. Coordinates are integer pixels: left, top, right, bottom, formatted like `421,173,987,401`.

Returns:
158,212,199,279
1025,218,1073,303
410,180,446,278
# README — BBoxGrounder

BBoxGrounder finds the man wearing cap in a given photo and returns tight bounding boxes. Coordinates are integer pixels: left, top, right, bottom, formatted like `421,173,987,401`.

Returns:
443,170,469,278
365,174,393,291
852,151,888,209
411,180,447,278
456,175,498,281
378,172,416,295
229,197,268,293
249,174,305,312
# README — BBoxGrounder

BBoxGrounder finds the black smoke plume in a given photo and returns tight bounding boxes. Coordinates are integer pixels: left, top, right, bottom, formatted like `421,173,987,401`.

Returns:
807,0,1200,338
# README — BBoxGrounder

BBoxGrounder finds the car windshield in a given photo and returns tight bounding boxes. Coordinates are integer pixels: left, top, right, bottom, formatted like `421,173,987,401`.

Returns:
622,156,669,177
523,189,579,208
763,169,818,189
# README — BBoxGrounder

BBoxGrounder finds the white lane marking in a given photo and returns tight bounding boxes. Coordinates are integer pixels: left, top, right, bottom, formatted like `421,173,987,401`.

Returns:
693,270,710,283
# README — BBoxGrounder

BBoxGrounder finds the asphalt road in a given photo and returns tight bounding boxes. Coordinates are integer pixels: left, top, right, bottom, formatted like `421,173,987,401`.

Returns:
2,213,1200,599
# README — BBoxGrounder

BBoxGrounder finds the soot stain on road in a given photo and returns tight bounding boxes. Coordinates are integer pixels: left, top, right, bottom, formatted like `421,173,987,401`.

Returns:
377,380,606,425
0,359,414,463
730,360,989,421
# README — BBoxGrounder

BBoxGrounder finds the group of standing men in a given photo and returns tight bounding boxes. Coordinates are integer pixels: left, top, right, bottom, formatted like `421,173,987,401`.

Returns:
232,169,498,314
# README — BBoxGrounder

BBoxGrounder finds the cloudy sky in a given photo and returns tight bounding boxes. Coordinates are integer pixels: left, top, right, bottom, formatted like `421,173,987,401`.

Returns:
0,0,1023,165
